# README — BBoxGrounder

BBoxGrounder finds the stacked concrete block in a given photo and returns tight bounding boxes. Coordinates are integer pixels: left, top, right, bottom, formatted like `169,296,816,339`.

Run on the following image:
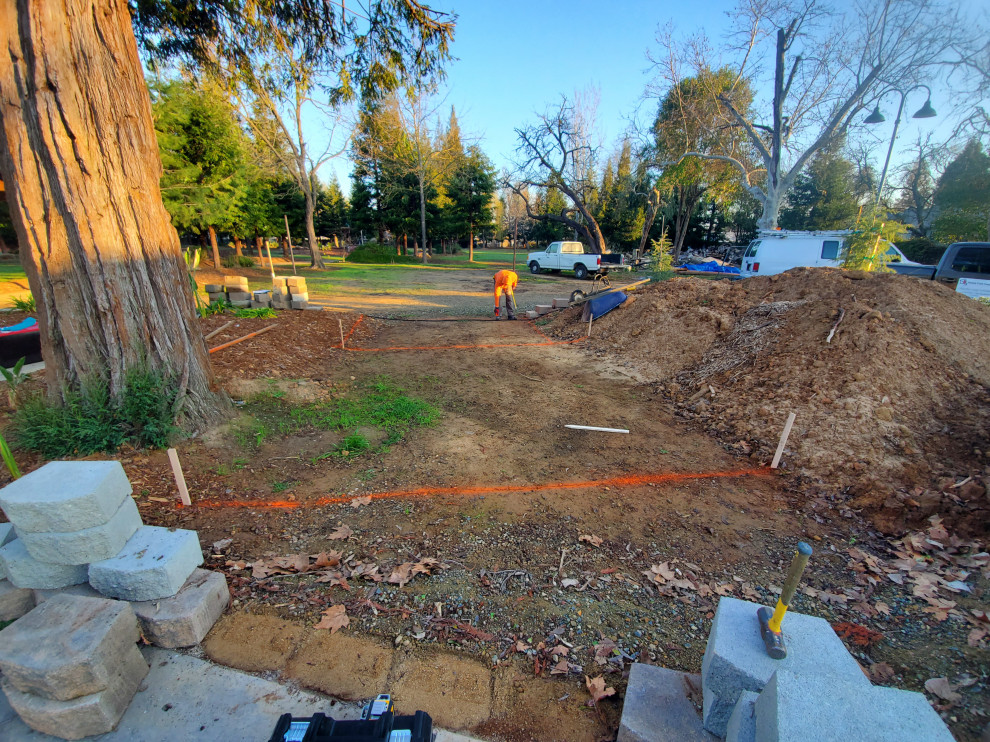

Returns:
33,583,103,605
130,568,230,647
616,664,713,742
89,525,204,601
251,289,273,309
0,595,149,739
287,276,308,309
552,297,571,309
204,283,226,304
0,539,90,590
700,597,868,737
754,669,954,742
225,275,251,307
0,577,35,622
725,690,758,742
272,277,290,309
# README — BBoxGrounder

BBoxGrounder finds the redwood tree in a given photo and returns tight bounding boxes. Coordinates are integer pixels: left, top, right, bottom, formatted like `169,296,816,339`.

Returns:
0,0,225,426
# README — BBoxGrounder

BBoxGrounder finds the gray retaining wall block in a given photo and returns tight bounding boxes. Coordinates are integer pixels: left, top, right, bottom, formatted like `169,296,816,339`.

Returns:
1,641,148,739
0,539,89,589
32,583,103,604
89,525,204,601
0,578,35,621
617,664,715,742
700,597,868,737
18,497,142,566
0,594,141,701
725,690,758,742
0,461,131,533
0,521,16,546
130,568,230,647
754,669,954,742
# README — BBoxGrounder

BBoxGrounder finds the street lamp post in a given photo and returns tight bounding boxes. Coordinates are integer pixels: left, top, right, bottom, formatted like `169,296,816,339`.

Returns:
864,85,937,205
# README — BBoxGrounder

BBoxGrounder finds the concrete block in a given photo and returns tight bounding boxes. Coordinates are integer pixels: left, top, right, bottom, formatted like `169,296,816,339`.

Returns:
291,300,309,310
19,497,142,566
0,578,35,622
303,305,324,311
754,669,954,742
230,300,251,308
700,597,868,737
289,291,310,302
224,276,248,287
534,304,553,315
273,276,288,288
203,284,224,293
206,292,226,304
1,642,148,739
0,539,89,589
227,291,252,302
617,664,714,742
0,461,131,533
286,276,307,288
0,521,16,546
88,526,203,601
131,568,229,647
0,594,140,701
252,290,271,300
249,300,271,309
525,310,539,319
725,690,757,742
552,297,571,309
32,583,102,605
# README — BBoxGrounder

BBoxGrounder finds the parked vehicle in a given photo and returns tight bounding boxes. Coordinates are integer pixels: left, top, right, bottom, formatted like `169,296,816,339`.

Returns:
739,230,920,278
889,242,990,299
527,241,631,279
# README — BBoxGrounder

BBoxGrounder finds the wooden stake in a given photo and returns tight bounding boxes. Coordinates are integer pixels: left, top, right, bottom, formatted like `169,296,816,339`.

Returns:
770,412,797,469
203,320,235,341
208,324,278,354
265,240,275,280
167,448,192,506
284,214,297,275
587,312,593,337
338,318,346,349
564,424,629,434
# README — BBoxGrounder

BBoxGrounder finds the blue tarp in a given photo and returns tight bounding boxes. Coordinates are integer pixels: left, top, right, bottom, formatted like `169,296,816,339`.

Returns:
687,261,741,274
585,291,627,320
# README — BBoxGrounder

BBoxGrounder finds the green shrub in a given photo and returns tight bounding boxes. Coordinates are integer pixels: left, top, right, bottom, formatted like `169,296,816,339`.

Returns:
222,255,255,269
10,294,36,313
346,241,418,264
233,307,276,318
199,300,229,317
12,366,178,457
649,232,676,281
895,237,945,265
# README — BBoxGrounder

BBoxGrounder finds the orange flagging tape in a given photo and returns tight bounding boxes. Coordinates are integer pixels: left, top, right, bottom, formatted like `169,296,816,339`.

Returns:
336,313,583,351
186,468,771,510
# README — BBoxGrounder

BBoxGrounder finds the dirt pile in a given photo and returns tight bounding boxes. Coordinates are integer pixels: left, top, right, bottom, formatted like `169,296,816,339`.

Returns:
547,268,990,535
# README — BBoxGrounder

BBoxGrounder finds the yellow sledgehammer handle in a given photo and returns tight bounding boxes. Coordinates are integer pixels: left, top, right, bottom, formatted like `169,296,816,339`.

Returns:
767,542,813,633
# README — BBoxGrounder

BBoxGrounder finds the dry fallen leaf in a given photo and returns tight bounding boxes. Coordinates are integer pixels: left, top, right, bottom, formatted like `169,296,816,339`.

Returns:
868,662,896,684
328,524,354,540
349,496,372,508
389,563,416,587
560,578,579,588
579,534,603,547
550,657,570,675
585,675,616,706
924,677,962,703
314,605,349,634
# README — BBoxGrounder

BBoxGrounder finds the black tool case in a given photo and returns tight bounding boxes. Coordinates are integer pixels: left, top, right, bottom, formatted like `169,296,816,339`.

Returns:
268,710,433,741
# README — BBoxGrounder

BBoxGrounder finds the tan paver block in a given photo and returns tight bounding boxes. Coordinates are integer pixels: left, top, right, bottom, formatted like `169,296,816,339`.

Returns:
285,632,393,701
201,612,306,673
390,650,491,730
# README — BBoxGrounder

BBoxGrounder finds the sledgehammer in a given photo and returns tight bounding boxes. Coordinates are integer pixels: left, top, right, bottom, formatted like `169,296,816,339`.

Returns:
757,541,813,659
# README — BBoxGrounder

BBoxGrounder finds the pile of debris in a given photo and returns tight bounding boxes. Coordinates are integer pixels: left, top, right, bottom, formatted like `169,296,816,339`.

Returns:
547,268,990,535
204,275,310,310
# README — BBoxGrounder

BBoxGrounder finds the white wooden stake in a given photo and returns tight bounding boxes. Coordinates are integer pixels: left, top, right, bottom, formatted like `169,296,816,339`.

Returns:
167,448,192,506
587,312,593,337
338,318,346,349
770,412,797,469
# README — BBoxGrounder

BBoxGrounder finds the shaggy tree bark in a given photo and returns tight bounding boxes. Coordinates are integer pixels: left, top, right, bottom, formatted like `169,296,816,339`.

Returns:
0,0,228,427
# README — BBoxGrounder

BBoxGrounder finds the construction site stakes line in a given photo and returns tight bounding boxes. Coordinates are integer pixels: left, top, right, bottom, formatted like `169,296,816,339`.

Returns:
185,468,772,510
208,324,278,353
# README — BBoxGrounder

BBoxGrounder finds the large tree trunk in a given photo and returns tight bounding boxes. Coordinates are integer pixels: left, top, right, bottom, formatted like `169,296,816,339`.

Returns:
208,225,221,268
303,187,324,269
756,186,782,231
0,0,227,427
255,234,264,261
419,176,428,264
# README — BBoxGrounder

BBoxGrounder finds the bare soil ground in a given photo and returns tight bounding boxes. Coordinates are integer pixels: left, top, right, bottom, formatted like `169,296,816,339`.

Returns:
1,268,987,741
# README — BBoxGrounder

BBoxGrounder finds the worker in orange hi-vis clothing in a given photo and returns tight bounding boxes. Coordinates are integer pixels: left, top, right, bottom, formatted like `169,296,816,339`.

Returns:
492,269,518,320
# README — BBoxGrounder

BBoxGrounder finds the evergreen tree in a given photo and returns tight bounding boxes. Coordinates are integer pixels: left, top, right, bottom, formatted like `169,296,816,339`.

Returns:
448,145,496,255
932,140,990,243
778,139,860,231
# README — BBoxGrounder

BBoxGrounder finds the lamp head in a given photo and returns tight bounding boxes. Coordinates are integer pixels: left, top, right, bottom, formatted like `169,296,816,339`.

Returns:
864,106,886,124
912,98,937,119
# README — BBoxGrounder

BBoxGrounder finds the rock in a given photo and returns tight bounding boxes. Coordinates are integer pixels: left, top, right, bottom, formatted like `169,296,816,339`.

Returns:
130,569,229,647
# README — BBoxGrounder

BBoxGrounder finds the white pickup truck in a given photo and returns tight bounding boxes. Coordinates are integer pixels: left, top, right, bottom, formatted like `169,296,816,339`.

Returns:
527,241,614,279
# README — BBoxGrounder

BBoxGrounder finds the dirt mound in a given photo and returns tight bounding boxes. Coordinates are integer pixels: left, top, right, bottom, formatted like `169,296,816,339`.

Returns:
546,269,990,535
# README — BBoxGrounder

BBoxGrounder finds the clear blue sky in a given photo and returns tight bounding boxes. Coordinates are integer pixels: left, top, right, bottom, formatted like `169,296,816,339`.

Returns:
325,0,982,193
